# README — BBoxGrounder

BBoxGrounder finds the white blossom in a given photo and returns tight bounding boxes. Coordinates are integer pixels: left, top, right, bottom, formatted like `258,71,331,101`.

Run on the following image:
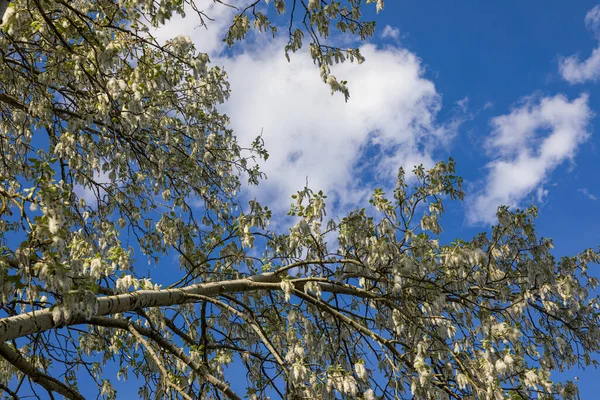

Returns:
280,279,293,302
354,360,368,381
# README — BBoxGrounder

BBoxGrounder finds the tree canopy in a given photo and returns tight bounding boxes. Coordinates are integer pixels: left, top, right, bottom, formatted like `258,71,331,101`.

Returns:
0,0,599,399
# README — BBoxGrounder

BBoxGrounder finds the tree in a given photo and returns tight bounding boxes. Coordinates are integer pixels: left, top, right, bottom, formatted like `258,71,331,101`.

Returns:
0,0,599,399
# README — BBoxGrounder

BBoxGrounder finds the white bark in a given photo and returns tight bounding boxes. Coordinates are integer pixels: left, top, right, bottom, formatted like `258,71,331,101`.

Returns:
0,272,373,342
0,0,9,25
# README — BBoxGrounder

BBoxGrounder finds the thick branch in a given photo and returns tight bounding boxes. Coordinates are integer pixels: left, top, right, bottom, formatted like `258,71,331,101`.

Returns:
0,275,275,342
0,272,376,342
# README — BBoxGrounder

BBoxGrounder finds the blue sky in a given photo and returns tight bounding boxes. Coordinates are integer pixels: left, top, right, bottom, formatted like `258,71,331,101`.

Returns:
386,1,600,252
149,0,600,396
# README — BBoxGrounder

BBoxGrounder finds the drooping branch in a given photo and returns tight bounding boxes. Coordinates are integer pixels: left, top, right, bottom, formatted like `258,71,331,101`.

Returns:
0,382,19,400
290,287,462,400
88,316,242,400
183,293,288,373
126,325,195,400
0,343,85,400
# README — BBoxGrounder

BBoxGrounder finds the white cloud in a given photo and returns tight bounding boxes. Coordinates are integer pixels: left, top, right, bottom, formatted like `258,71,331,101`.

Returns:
381,25,400,41
217,43,452,213
585,5,600,34
155,5,456,217
468,94,592,224
559,5,600,83
579,188,598,201
560,49,600,84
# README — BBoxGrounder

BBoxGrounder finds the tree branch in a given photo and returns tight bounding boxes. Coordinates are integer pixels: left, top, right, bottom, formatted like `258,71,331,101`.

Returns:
88,316,241,400
127,325,195,400
0,343,85,400
184,293,288,373
0,269,378,342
